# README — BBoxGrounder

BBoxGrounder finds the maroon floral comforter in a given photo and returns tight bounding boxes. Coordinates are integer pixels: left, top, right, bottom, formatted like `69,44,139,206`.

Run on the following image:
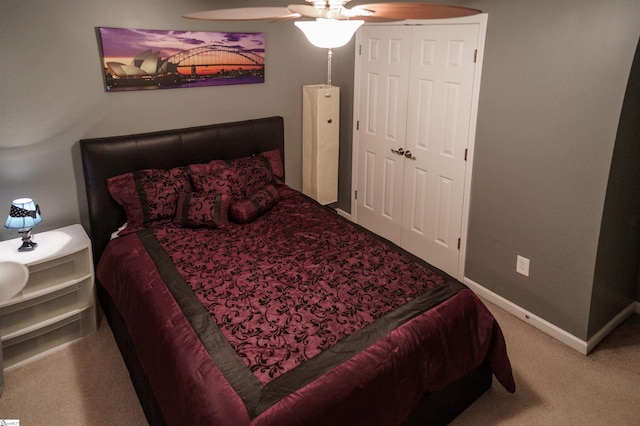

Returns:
98,193,515,425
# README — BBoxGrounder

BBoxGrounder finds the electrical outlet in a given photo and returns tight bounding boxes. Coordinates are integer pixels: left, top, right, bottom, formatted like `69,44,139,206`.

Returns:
516,255,530,277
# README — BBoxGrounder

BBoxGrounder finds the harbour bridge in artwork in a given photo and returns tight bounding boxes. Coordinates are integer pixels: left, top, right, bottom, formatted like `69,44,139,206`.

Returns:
167,45,265,73
104,43,265,91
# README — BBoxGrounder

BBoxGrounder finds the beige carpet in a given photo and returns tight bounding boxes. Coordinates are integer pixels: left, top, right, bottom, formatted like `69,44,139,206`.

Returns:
0,300,638,425
452,303,640,425
0,315,147,425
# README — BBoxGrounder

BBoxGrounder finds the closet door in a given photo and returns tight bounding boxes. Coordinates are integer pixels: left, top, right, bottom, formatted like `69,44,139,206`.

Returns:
354,25,412,244
401,24,480,276
354,20,484,278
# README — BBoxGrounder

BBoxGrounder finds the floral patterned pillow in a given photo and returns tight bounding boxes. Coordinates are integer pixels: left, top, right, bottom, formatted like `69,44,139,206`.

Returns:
229,184,281,223
107,166,192,233
232,154,275,197
174,192,230,228
190,166,246,200
260,149,284,183
190,150,282,200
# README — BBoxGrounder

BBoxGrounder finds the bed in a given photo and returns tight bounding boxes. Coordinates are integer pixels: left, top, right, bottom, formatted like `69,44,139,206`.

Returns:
80,116,514,426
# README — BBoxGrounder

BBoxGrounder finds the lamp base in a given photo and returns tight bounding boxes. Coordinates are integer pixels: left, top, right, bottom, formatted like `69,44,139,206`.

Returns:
17,228,37,252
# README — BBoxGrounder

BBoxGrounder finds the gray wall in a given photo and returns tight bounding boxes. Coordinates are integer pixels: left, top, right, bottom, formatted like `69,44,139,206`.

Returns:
2,0,639,343
0,0,327,238
459,0,640,340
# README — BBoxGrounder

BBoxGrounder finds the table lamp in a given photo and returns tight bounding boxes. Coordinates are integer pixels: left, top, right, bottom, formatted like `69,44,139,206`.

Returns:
4,197,42,251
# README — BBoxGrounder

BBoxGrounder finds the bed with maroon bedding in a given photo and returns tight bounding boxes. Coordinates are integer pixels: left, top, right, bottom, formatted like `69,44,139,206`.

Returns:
80,116,514,425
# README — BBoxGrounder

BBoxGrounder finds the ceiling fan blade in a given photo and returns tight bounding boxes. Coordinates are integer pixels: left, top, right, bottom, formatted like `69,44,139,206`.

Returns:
183,7,300,21
354,3,481,20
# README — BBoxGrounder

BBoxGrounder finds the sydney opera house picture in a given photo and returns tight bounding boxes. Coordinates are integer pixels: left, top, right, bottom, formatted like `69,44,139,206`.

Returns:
97,27,265,92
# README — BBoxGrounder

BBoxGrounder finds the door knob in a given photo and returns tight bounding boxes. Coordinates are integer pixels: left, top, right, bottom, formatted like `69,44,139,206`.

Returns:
391,147,405,156
404,150,416,160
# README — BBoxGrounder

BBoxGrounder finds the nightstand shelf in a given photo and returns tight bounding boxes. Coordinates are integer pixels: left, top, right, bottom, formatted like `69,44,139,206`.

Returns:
0,224,97,371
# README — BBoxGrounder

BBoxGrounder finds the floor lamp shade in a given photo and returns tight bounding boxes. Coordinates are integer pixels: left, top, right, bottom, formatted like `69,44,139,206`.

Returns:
302,84,340,205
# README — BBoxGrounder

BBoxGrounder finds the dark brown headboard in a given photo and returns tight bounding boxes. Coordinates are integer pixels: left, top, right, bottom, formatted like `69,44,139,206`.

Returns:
80,116,285,266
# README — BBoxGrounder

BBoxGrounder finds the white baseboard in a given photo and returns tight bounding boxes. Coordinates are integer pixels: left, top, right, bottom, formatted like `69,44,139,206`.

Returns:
463,277,639,355
335,208,352,221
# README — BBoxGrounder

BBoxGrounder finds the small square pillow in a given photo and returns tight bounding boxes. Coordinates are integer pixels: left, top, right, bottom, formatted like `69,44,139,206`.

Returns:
107,166,192,233
229,183,280,224
174,192,230,228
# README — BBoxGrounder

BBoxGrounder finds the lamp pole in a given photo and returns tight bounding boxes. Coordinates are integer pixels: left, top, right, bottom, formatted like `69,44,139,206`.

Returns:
327,48,333,85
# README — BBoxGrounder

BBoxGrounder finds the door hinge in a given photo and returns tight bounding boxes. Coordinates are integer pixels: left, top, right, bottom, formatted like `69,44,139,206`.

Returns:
359,44,362,56
356,120,360,130
458,238,461,250
464,148,468,161
355,190,358,200
473,49,478,63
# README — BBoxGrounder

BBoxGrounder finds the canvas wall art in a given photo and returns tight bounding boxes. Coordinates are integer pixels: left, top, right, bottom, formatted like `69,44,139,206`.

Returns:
97,27,265,92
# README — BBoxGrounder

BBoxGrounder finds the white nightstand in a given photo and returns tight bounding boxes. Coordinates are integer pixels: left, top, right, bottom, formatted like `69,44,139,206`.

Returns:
0,224,97,374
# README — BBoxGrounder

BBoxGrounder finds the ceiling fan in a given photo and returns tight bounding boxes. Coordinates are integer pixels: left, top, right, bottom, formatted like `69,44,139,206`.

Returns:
183,1,481,23
184,1,481,83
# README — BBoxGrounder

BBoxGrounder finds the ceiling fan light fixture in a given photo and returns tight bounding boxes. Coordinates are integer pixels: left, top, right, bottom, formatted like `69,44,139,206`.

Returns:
294,18,364,49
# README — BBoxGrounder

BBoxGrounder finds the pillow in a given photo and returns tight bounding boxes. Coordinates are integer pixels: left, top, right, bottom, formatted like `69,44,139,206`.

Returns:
190,151,281,200
174,192,230,228
234,154,276,196
260,149,284,183
107,166,192,233
189,160,225,179
229,184,280,224
190,166,246,200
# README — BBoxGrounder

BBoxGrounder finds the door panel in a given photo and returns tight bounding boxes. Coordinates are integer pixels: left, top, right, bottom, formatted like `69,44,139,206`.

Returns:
402,24,479,276
355,26,412,244
407,166,428,235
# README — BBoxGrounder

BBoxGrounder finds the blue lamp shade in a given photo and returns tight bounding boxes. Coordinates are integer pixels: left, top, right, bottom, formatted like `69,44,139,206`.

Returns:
5,198,42,252
5,198,42,229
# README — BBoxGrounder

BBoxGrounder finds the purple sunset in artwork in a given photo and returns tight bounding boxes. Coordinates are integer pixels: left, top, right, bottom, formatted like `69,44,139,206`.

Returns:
97,27,265,92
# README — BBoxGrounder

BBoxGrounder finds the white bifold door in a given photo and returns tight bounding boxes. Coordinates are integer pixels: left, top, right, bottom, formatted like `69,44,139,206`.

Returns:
353,19,485,278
